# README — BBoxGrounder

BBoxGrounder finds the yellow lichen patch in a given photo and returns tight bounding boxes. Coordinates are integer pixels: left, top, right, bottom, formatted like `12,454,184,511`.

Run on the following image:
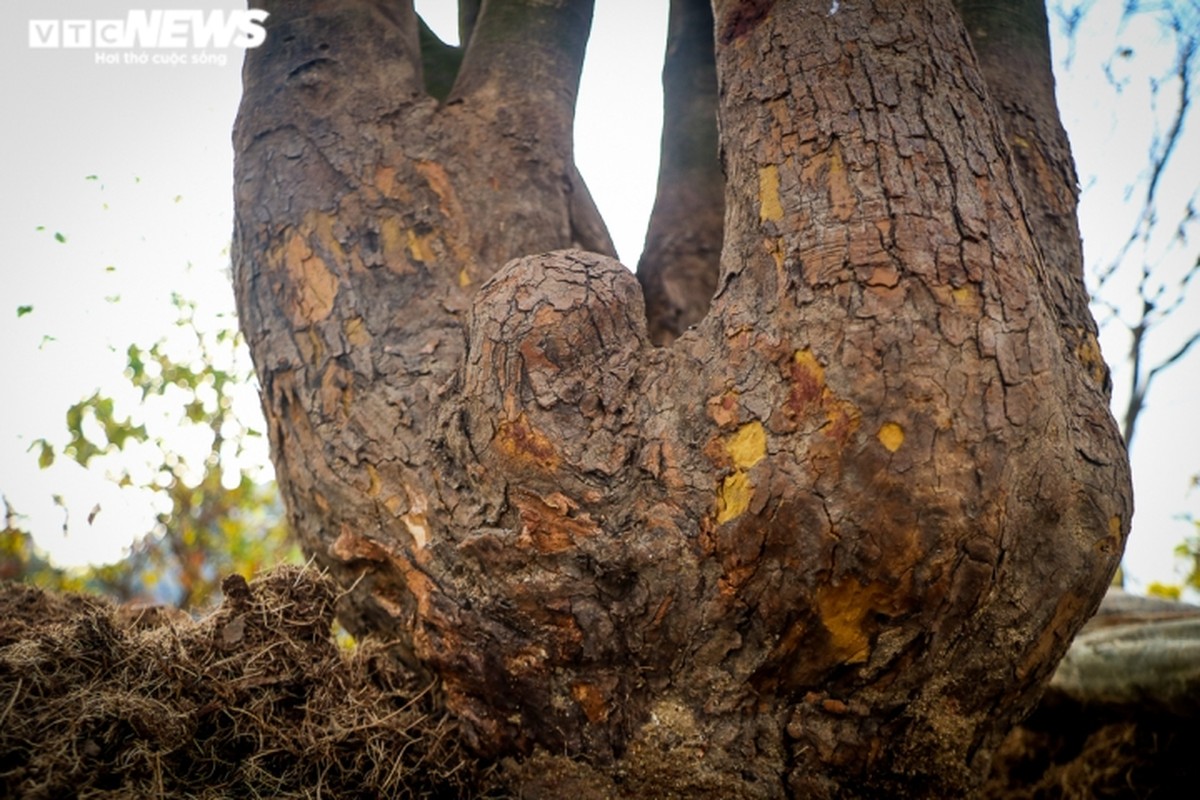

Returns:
406,228,435,263
793,348,826,382
759,164,784,222
1109,515,1122,538
495,413,560,472
877,421,905,453
951,284,979,309
281,230,338,325
717,471,752,524
365,464,381,497
726,420,767,469
343,316,370,348
377,217,415,274
512,490,598,554
458,266,472,288
414,160,457,217
816,580,890,664
1073,328,1108,388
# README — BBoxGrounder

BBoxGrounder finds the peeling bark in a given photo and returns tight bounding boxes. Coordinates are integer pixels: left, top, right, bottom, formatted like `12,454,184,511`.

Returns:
233,1,1131,796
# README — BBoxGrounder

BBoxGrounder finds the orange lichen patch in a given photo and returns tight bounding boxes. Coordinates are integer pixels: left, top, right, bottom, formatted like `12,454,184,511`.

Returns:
866,265,900,288
826,144,856,221
1017,591,1088,680
296,326,325,366
874,216,892,240
281,229,338,325
494,413,560,472
512,491,598,554
343,316,371,347
329,524,388,563
1099,514,1125,556
824,401,861,444
373,164,397,197
571,682,611,724
383,495,404,516
784,348,861,441
759,164,784,222
816,580,892,664
790,348,826,409
877,421,905,453
717,471,753,524
319,362,352,417
1073,328,1108,388
414,160,457,217
707,390,740,427
765,236,785,274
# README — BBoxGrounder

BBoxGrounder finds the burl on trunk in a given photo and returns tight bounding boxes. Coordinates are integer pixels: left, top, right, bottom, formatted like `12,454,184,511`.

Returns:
232,0,1129,795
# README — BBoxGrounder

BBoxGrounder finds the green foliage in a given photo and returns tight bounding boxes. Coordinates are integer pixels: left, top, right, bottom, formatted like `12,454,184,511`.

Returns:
8,294,299,611
1146,581,1183,601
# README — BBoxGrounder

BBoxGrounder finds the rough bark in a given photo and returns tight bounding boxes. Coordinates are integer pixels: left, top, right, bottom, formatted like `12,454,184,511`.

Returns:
232,1,1132,796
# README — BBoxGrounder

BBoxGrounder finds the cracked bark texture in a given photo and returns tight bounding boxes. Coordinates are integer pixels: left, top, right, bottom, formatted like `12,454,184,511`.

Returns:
232,1,1131,796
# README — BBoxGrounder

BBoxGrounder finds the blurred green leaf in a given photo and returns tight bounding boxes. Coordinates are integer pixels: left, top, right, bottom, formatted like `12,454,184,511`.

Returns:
17,305,33,317
31,439,55,469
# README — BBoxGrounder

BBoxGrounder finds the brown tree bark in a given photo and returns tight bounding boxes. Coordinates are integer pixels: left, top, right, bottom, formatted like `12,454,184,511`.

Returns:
232,1,1132,796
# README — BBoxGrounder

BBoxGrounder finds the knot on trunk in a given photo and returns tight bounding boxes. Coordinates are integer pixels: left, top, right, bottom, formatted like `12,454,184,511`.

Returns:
463,249,649,487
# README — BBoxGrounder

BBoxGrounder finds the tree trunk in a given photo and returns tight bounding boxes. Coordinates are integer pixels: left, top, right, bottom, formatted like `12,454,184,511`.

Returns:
637,0,723,345
232,1,1131,796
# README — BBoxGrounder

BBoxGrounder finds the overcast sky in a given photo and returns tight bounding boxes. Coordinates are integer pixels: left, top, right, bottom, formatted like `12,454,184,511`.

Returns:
1,1,1196,596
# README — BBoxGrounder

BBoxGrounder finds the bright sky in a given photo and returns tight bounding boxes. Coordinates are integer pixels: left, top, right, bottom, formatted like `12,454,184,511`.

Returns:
1,2,1196,596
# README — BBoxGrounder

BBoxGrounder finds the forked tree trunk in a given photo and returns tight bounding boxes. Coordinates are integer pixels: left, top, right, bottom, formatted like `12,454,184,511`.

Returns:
232,1,1131,795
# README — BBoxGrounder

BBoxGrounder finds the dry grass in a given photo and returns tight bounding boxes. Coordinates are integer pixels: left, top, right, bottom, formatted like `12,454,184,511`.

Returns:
0,566,486,799
3,566,1194,798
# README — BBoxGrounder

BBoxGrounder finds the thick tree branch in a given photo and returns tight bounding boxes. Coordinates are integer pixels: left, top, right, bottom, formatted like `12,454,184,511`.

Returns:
638,0,723,346
451,0,594,140
956,0,1112,397
246,1,423,106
